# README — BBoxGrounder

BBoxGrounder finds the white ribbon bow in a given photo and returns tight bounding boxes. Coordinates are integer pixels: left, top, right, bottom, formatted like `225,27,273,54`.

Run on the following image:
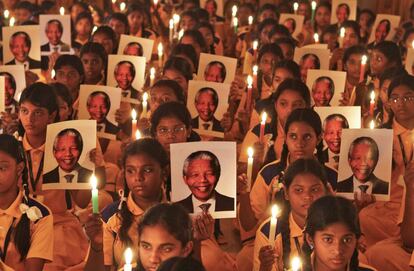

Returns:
19,203,43,222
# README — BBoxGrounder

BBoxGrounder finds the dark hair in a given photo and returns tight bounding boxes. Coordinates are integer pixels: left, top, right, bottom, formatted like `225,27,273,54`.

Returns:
92,25,117,53
50,82,73,118
300,53,321,69
126,4,150,29
258,3,279,20
258,18,278,35
54,55,85,79
387,73,414,98
271,78,311,106
379,67,408,89
0,71,16,91
194,8,210,23
107,13,129,34
70,1,89,14
258,42,284,63
171,44,198,70
181,10,199,27
46,19,63,33
157,257,205,271
182,150,220,179
181,29,207,53
337,3,350,16
373,41,402,69
80,42,108,70
268,24,291,40
163,57,193,82
118,138,168,246
19,82,59,117
343,45,368,64
152,80,186,104
0,134,31,261
303,196,360,271
274,60,301,79
15,1,34,12
342,20,361,42
150,102,192,136
358,9,375,27
10,31,31,49
53,128,83,153
377,19,391,35
196,21,216,51
273,37,296,52
138,203,192,246
75,11,93,26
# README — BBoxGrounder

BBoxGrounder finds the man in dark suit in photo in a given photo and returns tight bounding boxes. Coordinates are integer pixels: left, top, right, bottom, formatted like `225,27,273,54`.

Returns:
191,87,224,132
321,114,349,170
86,91,120,135
0,72,19,114
41,19,70,52
337,136,389,195
114,60,140,100
43,128,93,184
176,150,234,213
6,31,41,70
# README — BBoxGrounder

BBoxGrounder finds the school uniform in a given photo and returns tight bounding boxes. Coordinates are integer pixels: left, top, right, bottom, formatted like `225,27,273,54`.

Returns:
250,159,337,221
235,204,256,271
253,213,303,271
22,135,89,270
0,192,53,271
359,120,407,248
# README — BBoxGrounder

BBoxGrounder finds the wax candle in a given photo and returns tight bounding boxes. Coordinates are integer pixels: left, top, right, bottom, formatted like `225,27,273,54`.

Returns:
173,14,180,38
169,19,174,43
178,29,184,40
247,147,254,192
313,33,319,43
9,16,15,26
252,40,259,58
359,55,367,83
369,120,375,129
259,112,267,142
248,15,253,26
269,205,280,246
124,248,133,271
339,27,345,48
293,2,298,14
369,90,375,117
59,6,65,15
233,17,238,34
153,0,158,8
311,1,317,26
4,10,9,19
150,67,156,86
232,5,238,18
246,75,253,111
131,109,137,137
291,256,302,271
158,43,163,68
135,130,142,140
90,175,99,214
141,92,149,119
252,65,258,86
120,2,126,12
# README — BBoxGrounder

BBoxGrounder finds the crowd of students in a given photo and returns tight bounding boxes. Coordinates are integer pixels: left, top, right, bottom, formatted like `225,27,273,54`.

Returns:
0,0,414,270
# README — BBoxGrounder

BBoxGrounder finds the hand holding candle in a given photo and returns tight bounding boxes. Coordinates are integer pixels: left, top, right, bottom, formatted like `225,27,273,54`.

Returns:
90,175,99,214
359,55,367,83
259,112,267,142
246,147,254,192
124,248,133,271
269,204,280,247
131,109,137,137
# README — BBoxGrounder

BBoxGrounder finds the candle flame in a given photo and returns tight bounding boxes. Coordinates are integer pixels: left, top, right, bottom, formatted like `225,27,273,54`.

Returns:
261,112,267,124
291,256,302,271
247,75,253,87
92,25,98,34
293,2,299,11
51,69,56,79
4,9,9,19
232,5,238,17
247,147,254,158
143,92,149,102
158,43,163,55
112,0,117,4
313,33,319,43
59,7,65,15
90,175,98,189
120,2,126,11
311,1,317,9
131,109,137,120
411,40,414,49
169,19,174,29
248,16,253,25
252,65,258,75
252,40,259,50
271,205,280,218
233,17,238,27
178,29,184,39
361,55,368,65
173,14,180,24
153,0,158,5
135,130,142,140
9,16,15,26
124,247,133,264
150,67,156,78
340,27,345,38
370,90,375,101
369,120,375,129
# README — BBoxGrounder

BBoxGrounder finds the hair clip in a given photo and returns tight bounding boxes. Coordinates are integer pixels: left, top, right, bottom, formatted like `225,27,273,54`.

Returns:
118,189,127,210
19,203,43,222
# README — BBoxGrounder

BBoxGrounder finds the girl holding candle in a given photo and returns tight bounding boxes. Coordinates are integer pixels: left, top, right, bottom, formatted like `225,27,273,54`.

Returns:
0,134,53,271
302,196,376,271
253,159,332,271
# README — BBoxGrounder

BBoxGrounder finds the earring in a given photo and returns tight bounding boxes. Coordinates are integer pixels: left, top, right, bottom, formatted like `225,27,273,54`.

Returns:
309,243,314,250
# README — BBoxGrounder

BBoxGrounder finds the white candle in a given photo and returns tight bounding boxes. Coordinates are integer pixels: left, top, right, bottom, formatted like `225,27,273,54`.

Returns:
169,19,174,43
131,109,137,138
259,112,267,142
359,55,367,82
269,205,280,246
59,6,65,15
9,16,15,26
293,2,299,14
157,43,163,68
291,256,302,271
178,29,184,40
247,147,254,192
4,9,9,19
124,248,133,271
339,27,345,48
150,67,156,86
369,90,375,117
246,75,253,111
141,92,148,118
90,175,99,214
313,33,319,43
311,1,317,25
252,40,259,53
233,17,238,33
248,15,253,26
120,2,126,12
232,5,238,17
369,120,375,129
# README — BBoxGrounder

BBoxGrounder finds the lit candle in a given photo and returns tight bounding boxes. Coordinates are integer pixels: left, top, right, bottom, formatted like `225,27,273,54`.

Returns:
4,9,9,19
339,27,345,48
313,33,319,43
311,1,317,26
252,40,259,58
141,92,148,118
173,14,180,38
247,147,254,192
9,16,15,26
259,112,267,142
131,109,137,137
359,55,367,83
112,0,117,3
157,43,163,68
369,120,375,129
124,248,133,271
293,2,299,14
369,90,375,117
153,0,158,8
248,15,253,26
178,29,184,40
232,5,238,18
412,40,414,49
51,69,56,79
169,19,174,43
269,205,280,246
291,256,302,271
90,175,99,214
59,6,65,15
92,25,98,34
150,67,156,86
233,17,238,34
120,2,126,12
246,75,253,111
135,130,142,140
252,65,258,86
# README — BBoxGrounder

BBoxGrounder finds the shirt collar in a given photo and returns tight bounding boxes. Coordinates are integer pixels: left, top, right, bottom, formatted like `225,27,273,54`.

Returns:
126,193,145,216
289,213,303,238
0,191,23,218
58,167,79,183
192,192,216,213
393,119,411,136
23,134,45,152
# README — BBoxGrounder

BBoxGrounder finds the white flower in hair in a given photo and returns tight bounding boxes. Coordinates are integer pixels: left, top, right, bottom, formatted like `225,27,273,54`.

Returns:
19,203,43,222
